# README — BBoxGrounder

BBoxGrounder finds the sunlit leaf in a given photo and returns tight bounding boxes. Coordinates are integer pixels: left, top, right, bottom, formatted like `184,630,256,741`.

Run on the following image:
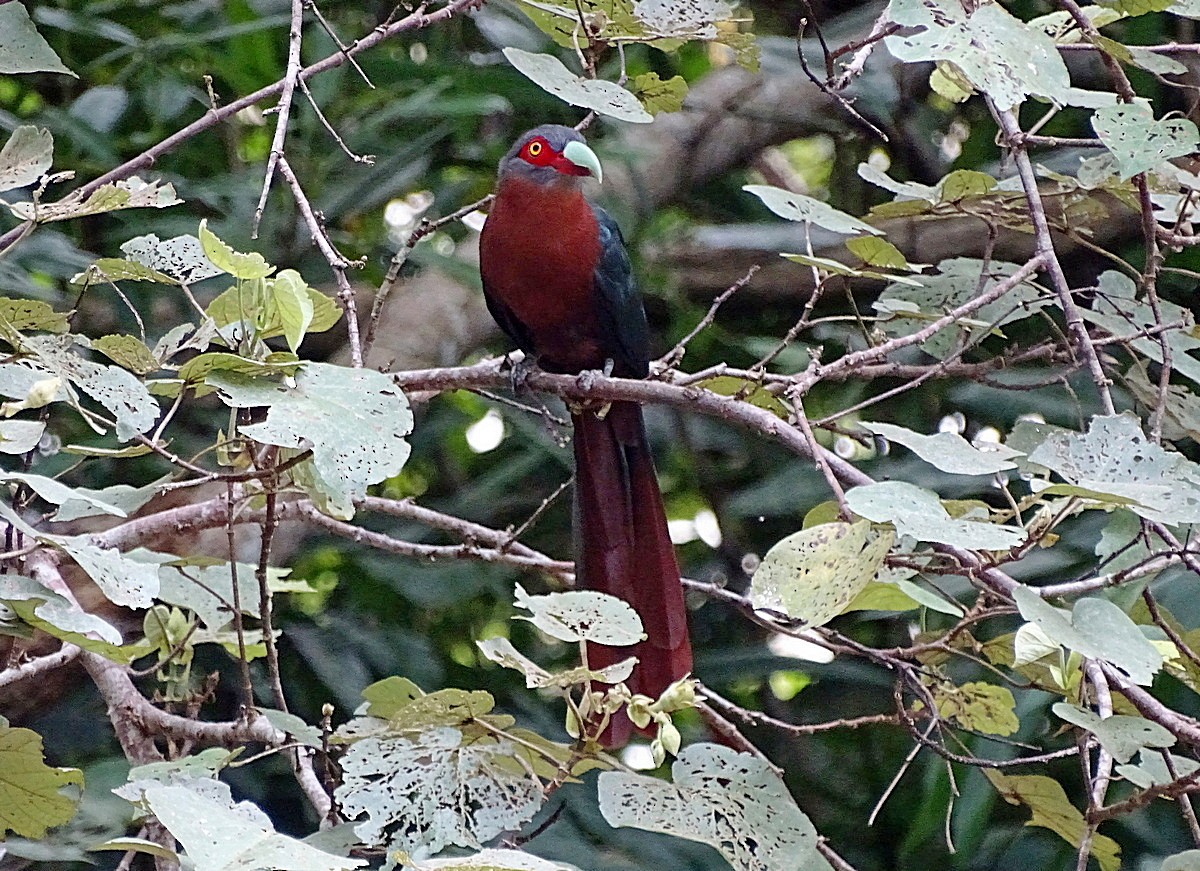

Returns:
846,481,1024,550
1093,102,1200,179
271,269,315,353
9,177,180,223
0,4,76,76
0,471,126,517
198,220,275,280
513,582,645,645
750,520,893,627
0,723,82,839
0,126,53,192
502,48,652,123
413,849,581,871
121,233,223,284
860,421,1023,475
91,335,160,376
599,743,831,871
0,419,46,454
744,184,881,236
932,681,1019,736
1052,703,1174,763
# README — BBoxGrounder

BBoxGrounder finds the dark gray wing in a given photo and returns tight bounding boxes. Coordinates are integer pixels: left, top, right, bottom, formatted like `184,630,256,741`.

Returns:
591,205,650,378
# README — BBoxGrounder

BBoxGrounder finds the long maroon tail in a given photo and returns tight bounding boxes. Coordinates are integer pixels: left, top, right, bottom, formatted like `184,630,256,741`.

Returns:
571,400,692,746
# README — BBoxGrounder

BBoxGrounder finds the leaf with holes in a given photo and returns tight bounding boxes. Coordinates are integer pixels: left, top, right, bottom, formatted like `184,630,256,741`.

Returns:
335,726,544,853
1115,750,1200,789
1027,412,1200,524
629,71,687,115
873,258,1049,359
0,723,82,839
983,771,1119,871
0,126,52,192
884,0,1070,110
744,184,881,236
599,743,830,871
0,298,69,338
413,849,582,871
1052,703,1173,763
0,471,127,517
120,233,223,284
513,582,644,645
91,335,160,376
1093,102,1199,179
477,636,636,688
860,421,1023,475
846,481,1024,550
207,363,411,512
153,557,303,631
71,258,178,286
502,49,652,123
0,573,139,662
750,520,893,627
9,177,179,223
1013,586,1162,685
51,537,162,608
198,220,274,280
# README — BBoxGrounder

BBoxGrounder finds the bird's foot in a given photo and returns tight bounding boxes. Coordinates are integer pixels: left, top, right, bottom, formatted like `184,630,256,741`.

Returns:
571,359,615,417
506,352,538,395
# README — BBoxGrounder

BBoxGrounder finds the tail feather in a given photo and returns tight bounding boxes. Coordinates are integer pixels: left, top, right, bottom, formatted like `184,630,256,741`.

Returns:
572,401,692,746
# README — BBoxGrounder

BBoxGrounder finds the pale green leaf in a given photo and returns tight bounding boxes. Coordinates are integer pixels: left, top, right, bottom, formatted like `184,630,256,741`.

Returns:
0,471,126,517
860,421,1023,475
744,184,881,235
0,126,53,192
355,677,497,732
120,233,223,284
259,709,323,749
197,219,275,280
413,849,581,871
599,743,831,871
1115,750,1199,789
856,163,939,202
845,481,1025,550
842,580,922,613
1164,850,1200,871
0,4,75,76
1027,412,1200,524
70,258,178,286
513,582,645,645
271,269,314,353
335,726,544,853
53,476,167,523
750,520,893,627
177,351,300,383
502,48,652,123
0,420,46,454
0,573,123,647
153,558,297,631
143,784,364,871
477,636,636,688
984,771,1120,871
54,537,161,609
1013,586,1162,685
1052,703,1174,763
89,837,179,860
0,724,82,839
1093,102,1200,179
873,258,1050,359
779,253,923,286
1172,0,1200,18
208,363,412,512
9,177,180,223
884,0,1070,110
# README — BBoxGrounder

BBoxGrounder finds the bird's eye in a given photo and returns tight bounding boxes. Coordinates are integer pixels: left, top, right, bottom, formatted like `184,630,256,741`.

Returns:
527,141,544,157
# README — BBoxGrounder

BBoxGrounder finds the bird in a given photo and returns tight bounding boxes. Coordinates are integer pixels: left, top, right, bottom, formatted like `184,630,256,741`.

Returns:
478,124,692,745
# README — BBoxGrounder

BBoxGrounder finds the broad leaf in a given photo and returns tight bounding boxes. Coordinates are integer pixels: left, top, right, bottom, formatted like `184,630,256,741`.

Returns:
198,220,274,280
845,481,1024,550
9,177,180,223
744,185,880,236
984,771,1120,871
1052,703,1174,763
932,681,1019,736
208,363,412,512
335,726,544,853
599,743,831,871
0,4,75,76
90,335,160,375
0,724,82,839
477,636,636,688
502,48,652,123
413,849,581,871
750,520,893,627
629,72,687,115
53,476,168,523
1093,102,1200,179
0,126,53,192
121,233,223,284
513,582,645,645
0,471,127,517
860,421,1023,475
53,537,162,608
0,419,46,454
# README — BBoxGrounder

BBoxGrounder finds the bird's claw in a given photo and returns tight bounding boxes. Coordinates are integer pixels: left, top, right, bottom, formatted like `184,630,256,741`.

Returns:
507,352,537,395
571,359,615,417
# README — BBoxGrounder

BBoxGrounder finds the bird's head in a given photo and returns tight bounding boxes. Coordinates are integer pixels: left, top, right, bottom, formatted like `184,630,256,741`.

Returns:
497,124,603,188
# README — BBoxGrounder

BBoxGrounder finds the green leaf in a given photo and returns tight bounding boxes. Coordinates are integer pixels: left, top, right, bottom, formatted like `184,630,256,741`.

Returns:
1093,102,1200,179
780,253,923,286
629,72,687,115
698,376,789,416
91,335,160,376
0,723,83,838
71,258,179,286
502,48,652,123
154,557,301,631
884,0,1070,110
412,849,582,871
142,784,365,871
121,233,223,284
0,420,46,454
843,580,922,613
1027,412,1200,524
860,421,1023,475
846,481,1025,550
599,743,832,871
744,184,881,236
1100,0,1173,14
873,258,1050,359
938,169,998,201
513,582,644,645
271,269,314,353
53,537,162,608
197,220,275,280
0,471,127,517
1052,703,1174,763
983,771,1120,871
1013,586,1163,685
177,351,301,383
126,747,238,785
0,4,76,76
0,573,142,662
750,520,893,627
9,177,180,223
259,709,323,748
478,636,636,688
932,682,1019,736
845,236,915,271
0,126,53,192
209,363,412,513
1115,751,1200,789
1163,850,1200,871
206,282,341,341
0,298,69,337
335,726,544,853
